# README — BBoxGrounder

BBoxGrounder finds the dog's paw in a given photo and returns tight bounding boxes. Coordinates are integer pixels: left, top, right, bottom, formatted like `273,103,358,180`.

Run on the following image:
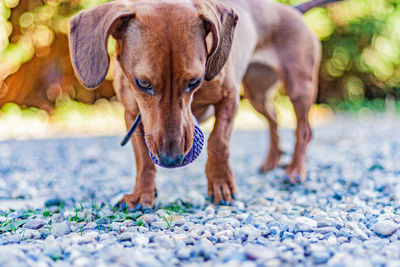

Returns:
207,179,236,205
285,163,307,183
116,189,157,210
260,150,283,173
260,158,280,173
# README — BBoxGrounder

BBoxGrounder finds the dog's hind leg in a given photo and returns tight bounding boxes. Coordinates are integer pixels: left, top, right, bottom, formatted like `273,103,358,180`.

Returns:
277,38,321,183
283,79,315,183
242,63,283,173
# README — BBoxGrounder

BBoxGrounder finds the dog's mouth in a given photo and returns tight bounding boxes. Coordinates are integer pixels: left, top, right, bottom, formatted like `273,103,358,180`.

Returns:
121,114,204,168
148,115,204,168
155,153,185,168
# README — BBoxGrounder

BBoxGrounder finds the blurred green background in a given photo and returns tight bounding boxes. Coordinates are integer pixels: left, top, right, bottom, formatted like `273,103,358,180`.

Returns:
0,0,399,139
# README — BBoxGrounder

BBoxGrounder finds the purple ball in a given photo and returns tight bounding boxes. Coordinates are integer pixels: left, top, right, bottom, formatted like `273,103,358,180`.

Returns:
149,116,204,168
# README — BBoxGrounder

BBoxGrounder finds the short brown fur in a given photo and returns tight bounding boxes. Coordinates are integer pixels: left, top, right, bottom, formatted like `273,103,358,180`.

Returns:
69,0,321,207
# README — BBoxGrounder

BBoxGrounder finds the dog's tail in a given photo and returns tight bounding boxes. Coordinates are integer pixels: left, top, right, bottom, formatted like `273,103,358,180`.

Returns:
295,0,342,14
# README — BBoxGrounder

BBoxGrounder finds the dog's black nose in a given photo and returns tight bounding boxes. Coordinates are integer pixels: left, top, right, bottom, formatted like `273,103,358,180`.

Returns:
157,153,184,167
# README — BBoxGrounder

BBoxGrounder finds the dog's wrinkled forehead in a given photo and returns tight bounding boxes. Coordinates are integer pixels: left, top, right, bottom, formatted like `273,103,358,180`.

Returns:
126,1,203,44
117,1,206,81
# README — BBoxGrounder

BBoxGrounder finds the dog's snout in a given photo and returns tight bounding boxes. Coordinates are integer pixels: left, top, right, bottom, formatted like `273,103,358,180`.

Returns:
157,136,185,167
157,152,184,167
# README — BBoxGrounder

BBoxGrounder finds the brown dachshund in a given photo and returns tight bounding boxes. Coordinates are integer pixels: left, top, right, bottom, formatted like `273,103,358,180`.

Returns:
69,0,337,207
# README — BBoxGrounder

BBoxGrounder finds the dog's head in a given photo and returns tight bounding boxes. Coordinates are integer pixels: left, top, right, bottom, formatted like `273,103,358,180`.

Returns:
69,0,238,167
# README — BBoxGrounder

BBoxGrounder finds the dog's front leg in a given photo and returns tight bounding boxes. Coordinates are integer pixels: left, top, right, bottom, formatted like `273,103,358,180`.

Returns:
206,89,239,205
118,111,157,209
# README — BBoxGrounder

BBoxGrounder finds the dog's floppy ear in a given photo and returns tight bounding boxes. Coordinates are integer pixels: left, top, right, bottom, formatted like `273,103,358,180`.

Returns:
200,1,238,81
69,1,135,89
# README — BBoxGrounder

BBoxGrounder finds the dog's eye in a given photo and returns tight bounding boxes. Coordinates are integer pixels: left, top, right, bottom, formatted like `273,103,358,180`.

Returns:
135,77,154,94
186,77,202,92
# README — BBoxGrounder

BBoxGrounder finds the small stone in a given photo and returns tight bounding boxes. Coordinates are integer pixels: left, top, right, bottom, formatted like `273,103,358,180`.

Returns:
133,235,148,247
96,216,111,225
337,228,353,238
242,225,261,242
117,232,133,242
327,235,337,245
172,233,187,241
43,235,62,260
310,245,331,264
78,231,99,244
41,231,51,239
21,229,41,240
194,238,215,260
83,222,97,230
151,221,169,230
236,213,248,222
177,247,192,260
174,218,186,227
185,237,195,246
74,257,91,266
315,227,338,235
216,235,229,242
327,252,353,266
233,201,245,210
233,228,245,241
99,233,114,242
204,205,215,215
244,214,254,224
202,230,212,239
295,217,317,232
374,220,399,236
269,226,279,236
137,214,153,224
227,218,240,228
50,214,63,224
204,224,217,234
51,221,71,238
97,224,107,231
346,222,368,240
218,207,232,217
44,245,63,261
138,226,148,233
282,232,295,239
154,235,174,249
23,219,46,230
110,222,122,232
215,230,233,243
371,255,387,266
245,245,277,261
2,234,20,244
215,230,233,239
122,220,135,227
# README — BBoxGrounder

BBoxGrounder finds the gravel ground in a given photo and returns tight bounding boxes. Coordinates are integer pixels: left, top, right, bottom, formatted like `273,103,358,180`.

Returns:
0,114,400,266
